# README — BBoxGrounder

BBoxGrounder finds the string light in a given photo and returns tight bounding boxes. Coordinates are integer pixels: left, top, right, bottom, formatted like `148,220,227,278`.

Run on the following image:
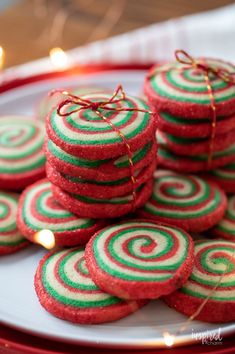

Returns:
34,229,55,249
163,332,175,347
0,46,5,69
49,47,68,70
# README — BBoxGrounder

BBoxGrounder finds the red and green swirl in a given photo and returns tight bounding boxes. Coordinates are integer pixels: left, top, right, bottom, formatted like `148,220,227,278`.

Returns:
142,170,223,219
213,196,235,241
40,248,122,307
0,116,45,174
149,59,235,105
89,221,191,282
20,179,97,232
48,93,150,147
0,192,28,250
181,240,235,301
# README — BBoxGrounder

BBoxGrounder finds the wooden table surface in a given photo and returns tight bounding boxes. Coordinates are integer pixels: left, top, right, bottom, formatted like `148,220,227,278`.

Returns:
0,0,234,68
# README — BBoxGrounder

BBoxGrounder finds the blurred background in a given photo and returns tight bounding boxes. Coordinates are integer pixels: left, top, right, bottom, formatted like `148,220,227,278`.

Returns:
0,0,234,68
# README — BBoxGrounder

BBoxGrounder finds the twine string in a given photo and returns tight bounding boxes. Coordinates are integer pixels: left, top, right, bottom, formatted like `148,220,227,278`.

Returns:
148,49,235,167
50,85,152,209
175,50,235,167
174,247,235,337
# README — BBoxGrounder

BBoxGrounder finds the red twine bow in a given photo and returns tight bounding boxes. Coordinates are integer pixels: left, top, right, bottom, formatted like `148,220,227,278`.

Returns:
49,85,152,209
175,50,235,167
175,50,235,84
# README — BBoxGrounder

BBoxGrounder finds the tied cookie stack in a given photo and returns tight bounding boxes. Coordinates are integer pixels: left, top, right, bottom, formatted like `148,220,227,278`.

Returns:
144,50,235,172
45,86,157,218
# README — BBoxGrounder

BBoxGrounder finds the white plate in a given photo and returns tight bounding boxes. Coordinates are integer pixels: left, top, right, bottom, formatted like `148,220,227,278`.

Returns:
0,70,234,349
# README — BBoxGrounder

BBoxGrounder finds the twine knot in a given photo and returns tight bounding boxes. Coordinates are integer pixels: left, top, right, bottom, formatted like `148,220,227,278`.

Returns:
175,49,235,84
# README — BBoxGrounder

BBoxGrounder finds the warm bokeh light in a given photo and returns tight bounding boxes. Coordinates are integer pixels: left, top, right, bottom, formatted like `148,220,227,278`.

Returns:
163,332,175,347
0,46,5,69
49,47,68,70
34,229,55,249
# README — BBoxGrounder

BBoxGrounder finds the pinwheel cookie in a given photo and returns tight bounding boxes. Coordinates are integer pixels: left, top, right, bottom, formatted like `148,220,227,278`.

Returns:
158,141,235,173
158,111,235,139
85,220,194,299
35,247,147,324
0,116,45,190
138,170,227,232
17,179,106,247
51,179,153,219
144,58,235,118
45,138,156,181
46,160,156,199
212,195,235,241
209,161,235,194
0,192,29,255
164,239,235,323
46,92,156,160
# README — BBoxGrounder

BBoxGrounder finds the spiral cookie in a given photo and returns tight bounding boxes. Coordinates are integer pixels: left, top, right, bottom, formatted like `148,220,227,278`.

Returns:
52,179,153,218
212,195,235,241
0,192,29,255
0,116,46,190
138,170,227,232
46,92,156,159
144,59,235,118
210,162,235,194
45,138,157,181
35,247,147,324
158,111,235,139
158,140,235,172
158,130,235,156
85,220,194,299
36,86,106,121
164,239,235,323
17,179,106,247
46,160,156,198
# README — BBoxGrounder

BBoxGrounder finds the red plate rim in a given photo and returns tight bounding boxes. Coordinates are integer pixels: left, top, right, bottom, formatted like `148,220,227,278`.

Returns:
1,322,235,354
0,63,152,94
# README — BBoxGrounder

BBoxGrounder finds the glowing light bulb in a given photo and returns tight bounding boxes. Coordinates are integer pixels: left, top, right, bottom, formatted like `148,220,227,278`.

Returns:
34,229,55,249
163,332,175,347
0,46,5,69
49,47,68,70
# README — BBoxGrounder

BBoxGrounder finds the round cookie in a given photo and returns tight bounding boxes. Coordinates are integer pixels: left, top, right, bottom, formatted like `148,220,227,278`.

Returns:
51,179,153,218
35,247,147,324
158,140,235,172
210,161,235,194
46,92,156,159
45,138,157,181
17,179,106,247
0,116,46,191
163,239,235,323
46,159,156,198
85,220,194,299
0,192,29,255
144,59,235,118
158,111,235,138
36,86,106,121
138,170,227,233
158,130,235,156
212,195,235,241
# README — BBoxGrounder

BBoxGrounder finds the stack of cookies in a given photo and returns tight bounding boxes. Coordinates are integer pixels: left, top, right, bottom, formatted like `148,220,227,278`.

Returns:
45,89,157,218
144,57,235,172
